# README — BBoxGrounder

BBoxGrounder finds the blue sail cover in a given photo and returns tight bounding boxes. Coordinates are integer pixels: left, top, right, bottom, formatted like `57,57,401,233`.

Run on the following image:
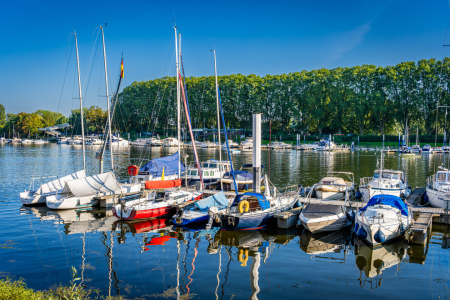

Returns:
360,195,409,216
195,192,229,212
139,152,185,176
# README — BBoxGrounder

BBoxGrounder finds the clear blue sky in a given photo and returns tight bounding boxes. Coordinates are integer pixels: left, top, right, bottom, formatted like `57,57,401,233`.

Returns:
1,0,450,116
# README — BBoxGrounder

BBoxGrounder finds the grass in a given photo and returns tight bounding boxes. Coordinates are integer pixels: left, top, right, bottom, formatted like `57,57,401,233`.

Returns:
0,267,123,300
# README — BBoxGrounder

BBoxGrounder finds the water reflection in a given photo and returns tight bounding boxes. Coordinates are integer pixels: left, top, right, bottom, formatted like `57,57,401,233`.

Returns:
299,228,352,260
354,238,409,290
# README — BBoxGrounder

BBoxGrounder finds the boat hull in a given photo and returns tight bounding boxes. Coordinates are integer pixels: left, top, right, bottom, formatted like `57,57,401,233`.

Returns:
425,186,450,209
113,205,175,221
300,212,352,233
360,186,411,202
20,191,45,205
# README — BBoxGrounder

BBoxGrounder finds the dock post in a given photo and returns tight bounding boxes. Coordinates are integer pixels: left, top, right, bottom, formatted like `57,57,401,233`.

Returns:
253,113,261,193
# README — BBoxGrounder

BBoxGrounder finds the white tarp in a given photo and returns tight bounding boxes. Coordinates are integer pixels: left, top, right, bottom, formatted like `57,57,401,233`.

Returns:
36,170,86,195
61,171,120,197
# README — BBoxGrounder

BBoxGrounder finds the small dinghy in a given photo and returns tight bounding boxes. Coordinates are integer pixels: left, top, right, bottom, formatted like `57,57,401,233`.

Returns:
355,195,412,246
172,191,230,226
113,189,203,221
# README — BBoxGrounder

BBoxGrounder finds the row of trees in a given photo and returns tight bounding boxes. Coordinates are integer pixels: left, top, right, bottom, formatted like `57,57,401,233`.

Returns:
117,58,450,136
0,105,110,138
0,107,68,137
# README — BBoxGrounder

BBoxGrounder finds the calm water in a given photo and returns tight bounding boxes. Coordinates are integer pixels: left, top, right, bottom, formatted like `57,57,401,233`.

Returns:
1,144,450,299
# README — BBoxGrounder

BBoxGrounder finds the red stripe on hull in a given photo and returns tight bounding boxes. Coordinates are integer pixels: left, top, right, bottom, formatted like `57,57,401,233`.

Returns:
114,206,175,221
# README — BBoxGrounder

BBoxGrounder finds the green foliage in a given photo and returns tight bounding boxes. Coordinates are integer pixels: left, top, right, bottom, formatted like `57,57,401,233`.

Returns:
117,58,450,136
0,277,46,299
69,106,107,135
0,104,5,127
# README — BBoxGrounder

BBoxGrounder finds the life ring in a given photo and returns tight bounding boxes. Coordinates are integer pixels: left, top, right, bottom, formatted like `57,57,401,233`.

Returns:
238,200,250,213
127,165,139,176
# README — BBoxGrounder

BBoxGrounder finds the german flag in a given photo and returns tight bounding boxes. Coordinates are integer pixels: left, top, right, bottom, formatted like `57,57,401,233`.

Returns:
120,58,124,78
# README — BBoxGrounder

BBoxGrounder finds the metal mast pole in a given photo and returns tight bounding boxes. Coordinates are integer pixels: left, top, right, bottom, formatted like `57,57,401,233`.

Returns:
101,25,114,172
74,31,86,171
213,50,223,190
175,27,181,181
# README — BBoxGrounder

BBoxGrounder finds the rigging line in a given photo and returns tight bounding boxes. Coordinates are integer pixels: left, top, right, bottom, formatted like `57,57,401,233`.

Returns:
136,33,175,166
81,28,101,107
54,34,75,113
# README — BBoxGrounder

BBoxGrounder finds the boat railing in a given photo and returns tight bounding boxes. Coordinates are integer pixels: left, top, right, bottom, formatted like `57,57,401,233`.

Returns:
327,171,355,185
359,177,373,187
29,175,59,191
276,185,299,197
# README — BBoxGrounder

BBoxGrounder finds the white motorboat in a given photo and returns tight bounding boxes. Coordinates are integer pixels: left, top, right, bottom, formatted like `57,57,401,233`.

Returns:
20,170,86,205
359,150,411,202
315,138,336,151
46,171,140,210
299,180,354,233
443,145,450,153
411,144,421,153
240,137,253,150
359,169,411,202
85,138,103,145
33,139,47,144
147,137,164,147
130,138,148,147
422,144,433,153
355,195,412,245
162,137,179,147
200,141,218,148
425,167,450,209
21,139,33,144
268,141,292,150
57,137,70,144
112,189,203,220
183,159,231,187
109,136,129,146
314,172,355,200
222,140,239,149
434,146,443,154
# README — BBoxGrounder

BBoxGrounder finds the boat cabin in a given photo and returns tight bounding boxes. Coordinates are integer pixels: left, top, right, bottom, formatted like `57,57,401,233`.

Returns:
230,193,271,213
319,177,347,186
373,170,404,182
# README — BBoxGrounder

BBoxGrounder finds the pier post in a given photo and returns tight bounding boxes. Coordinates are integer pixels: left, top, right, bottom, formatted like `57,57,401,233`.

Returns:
253,113,262,193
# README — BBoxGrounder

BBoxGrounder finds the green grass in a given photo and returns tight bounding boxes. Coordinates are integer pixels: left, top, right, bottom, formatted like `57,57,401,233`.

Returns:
0,267,123,300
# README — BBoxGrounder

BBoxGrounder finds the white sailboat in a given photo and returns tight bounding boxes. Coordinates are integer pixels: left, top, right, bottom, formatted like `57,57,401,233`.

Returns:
20,31,87,206
425,167,450,209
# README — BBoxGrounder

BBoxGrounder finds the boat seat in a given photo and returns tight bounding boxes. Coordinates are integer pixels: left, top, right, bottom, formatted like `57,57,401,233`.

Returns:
245,196,261,212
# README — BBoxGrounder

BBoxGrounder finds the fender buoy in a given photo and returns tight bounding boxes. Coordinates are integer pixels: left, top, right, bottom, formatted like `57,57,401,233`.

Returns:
238,200,250,213
127,165,139,176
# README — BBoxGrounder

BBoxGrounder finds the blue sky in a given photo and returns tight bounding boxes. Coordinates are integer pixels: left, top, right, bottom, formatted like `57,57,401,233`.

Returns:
1,0,450,116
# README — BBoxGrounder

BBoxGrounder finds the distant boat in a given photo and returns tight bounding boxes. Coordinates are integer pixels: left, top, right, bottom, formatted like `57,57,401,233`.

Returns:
422,144,433,153
355,195,412,245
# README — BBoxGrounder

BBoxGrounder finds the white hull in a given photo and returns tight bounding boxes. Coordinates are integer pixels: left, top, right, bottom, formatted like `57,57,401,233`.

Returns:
300,211,351,233
425,186,450,209
20,191,46,205
315,190,346,200
46,194,99,210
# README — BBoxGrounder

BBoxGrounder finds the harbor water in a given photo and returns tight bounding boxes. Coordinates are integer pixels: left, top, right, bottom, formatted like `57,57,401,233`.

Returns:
1,144,450,299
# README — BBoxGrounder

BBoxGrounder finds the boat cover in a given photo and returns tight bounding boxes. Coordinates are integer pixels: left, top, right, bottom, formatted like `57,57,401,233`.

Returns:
194,192,229,212
139,152,184,176
233,192,270,210
360,195,409,216
145,179,182,190
241,164,264,168
61,171,120,197
35,170,86,194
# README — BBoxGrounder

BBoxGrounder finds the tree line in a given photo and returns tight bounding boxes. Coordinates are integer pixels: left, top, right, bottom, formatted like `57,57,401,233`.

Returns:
116,58,450,137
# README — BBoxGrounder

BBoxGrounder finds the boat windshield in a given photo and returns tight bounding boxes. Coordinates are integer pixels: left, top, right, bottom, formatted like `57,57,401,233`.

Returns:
189,170,198,176
437,172,448,182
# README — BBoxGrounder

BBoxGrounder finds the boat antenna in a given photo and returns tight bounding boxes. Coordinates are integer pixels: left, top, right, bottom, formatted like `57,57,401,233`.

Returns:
174,26,181,182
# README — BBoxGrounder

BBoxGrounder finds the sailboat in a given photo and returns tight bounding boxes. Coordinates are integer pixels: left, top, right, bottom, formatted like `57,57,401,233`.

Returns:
20,31,87,205
47,26,141,210
411,127,421,153
113,27,203,220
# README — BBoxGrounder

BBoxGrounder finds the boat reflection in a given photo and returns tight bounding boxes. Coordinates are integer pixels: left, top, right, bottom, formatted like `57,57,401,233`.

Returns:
114,218,174,246
354,238,409,289
299,228,352,260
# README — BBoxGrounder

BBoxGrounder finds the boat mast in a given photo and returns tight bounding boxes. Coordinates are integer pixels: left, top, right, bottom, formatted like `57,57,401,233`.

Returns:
74,31,86,171
100,25,114,172
175,27,181,180
213,50,223,190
